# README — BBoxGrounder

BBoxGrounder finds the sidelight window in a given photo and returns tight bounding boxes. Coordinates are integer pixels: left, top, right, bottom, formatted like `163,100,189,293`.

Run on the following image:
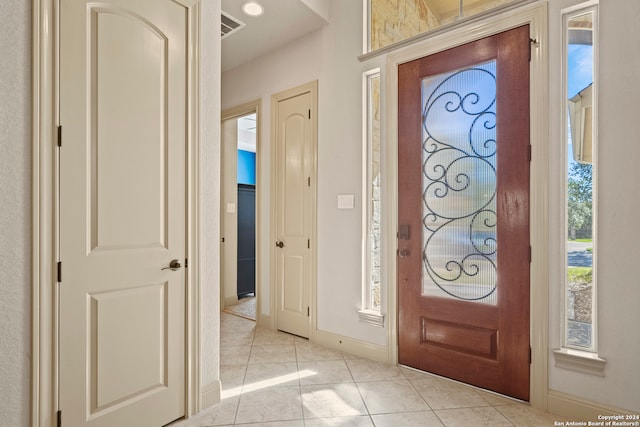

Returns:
563,5,597,353
360,68,384,326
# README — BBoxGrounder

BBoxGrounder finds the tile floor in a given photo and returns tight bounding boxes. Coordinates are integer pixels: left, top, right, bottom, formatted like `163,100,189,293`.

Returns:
172,313,560,426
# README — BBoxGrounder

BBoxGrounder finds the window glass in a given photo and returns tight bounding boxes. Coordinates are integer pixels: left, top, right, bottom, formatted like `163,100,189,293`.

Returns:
565,8,596,351
368,0,519,51
364,70,381,312
421,61,498,304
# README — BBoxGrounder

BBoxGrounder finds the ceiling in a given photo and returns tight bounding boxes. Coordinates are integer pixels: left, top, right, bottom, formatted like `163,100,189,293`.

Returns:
221,0,328,72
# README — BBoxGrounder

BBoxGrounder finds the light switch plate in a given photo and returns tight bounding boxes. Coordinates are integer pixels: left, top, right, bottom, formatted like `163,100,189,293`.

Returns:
337,194,355,209
226,202,236,213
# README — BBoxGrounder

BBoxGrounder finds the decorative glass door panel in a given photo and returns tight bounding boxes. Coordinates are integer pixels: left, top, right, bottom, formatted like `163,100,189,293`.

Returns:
421,61,498,304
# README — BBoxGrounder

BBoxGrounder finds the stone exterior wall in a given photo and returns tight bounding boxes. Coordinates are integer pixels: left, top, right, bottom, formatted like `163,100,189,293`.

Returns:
370,0,516,50
370,0,440,50
568,283,593,323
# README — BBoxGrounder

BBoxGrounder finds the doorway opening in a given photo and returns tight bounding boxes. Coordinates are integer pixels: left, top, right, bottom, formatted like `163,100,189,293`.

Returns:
221,103,261,321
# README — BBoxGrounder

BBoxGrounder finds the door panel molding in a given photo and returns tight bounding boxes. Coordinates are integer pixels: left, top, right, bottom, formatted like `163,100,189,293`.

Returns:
384,3,548,409
270,81,318,337
31,0,206,424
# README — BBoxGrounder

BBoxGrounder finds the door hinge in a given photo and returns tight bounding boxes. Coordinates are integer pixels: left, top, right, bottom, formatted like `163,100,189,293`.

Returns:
308,109,311,119
529,346,532,364
57,410,62,427
529,246,532,263
57,125,62,147
57,261,62,283
307,177,310,187
185,258,188,268
529,38,538,62
528,144,532,162
307,238,310,249
307,306,310,317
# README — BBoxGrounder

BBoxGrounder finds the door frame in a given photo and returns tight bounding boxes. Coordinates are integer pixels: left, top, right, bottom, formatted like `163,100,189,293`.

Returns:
31,0,206,424
221,100,262,317
384,3,549,409
270,81,318,336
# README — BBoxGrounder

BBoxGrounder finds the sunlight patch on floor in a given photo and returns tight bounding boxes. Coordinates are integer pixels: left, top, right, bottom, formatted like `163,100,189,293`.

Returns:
222,369,317,399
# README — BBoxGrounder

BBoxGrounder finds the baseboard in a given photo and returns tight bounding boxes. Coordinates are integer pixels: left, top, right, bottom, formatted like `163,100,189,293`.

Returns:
311,329,389,363
257,312,272,329
548,389,639,421
223,295,238,308
201,380,221,410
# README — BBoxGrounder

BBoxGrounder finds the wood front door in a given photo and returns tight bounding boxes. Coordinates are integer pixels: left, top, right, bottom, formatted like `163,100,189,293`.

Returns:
397,25,531,400
58,0,190,425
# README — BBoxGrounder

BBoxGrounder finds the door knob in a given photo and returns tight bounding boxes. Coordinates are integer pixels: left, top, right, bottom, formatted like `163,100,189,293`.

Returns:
162,259,182,271
275,241,285,248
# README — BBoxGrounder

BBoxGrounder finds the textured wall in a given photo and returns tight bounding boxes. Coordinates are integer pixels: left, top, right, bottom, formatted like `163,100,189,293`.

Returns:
0,0,32,425
370,0,515,50
370,0,439,50
199,0,222,395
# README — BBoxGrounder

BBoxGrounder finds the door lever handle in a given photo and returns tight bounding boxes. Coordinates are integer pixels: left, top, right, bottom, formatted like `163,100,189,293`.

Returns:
275,241,285,248
162,259,182,271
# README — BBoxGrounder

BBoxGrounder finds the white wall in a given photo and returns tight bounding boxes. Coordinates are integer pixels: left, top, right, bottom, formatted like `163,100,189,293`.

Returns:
0,0,32,425
595,1,640,411
548,0,640,413
315,1,387,346
199,0,222,400
222,0,388,346
301,0,330,22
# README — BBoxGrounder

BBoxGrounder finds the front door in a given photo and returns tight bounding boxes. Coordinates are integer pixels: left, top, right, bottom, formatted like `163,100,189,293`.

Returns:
273,84,316,338
59,0,190,425
397,25,531,400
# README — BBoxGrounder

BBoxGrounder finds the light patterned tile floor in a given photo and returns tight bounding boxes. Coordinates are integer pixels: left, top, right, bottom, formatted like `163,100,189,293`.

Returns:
171,313,560,426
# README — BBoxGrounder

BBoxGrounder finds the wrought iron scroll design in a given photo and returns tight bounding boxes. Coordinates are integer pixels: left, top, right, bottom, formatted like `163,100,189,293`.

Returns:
422,63,497,301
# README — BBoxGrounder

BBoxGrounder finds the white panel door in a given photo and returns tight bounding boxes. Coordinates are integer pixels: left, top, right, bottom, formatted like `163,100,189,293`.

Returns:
59,0,188,425
275,91,313,338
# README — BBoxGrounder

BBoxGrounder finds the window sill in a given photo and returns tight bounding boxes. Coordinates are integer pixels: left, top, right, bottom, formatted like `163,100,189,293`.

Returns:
553,348,606,376
358,309,384,328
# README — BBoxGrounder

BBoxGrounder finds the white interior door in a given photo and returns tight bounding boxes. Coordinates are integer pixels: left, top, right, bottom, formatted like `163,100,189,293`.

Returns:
59,0,189,425
274,88,315,338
